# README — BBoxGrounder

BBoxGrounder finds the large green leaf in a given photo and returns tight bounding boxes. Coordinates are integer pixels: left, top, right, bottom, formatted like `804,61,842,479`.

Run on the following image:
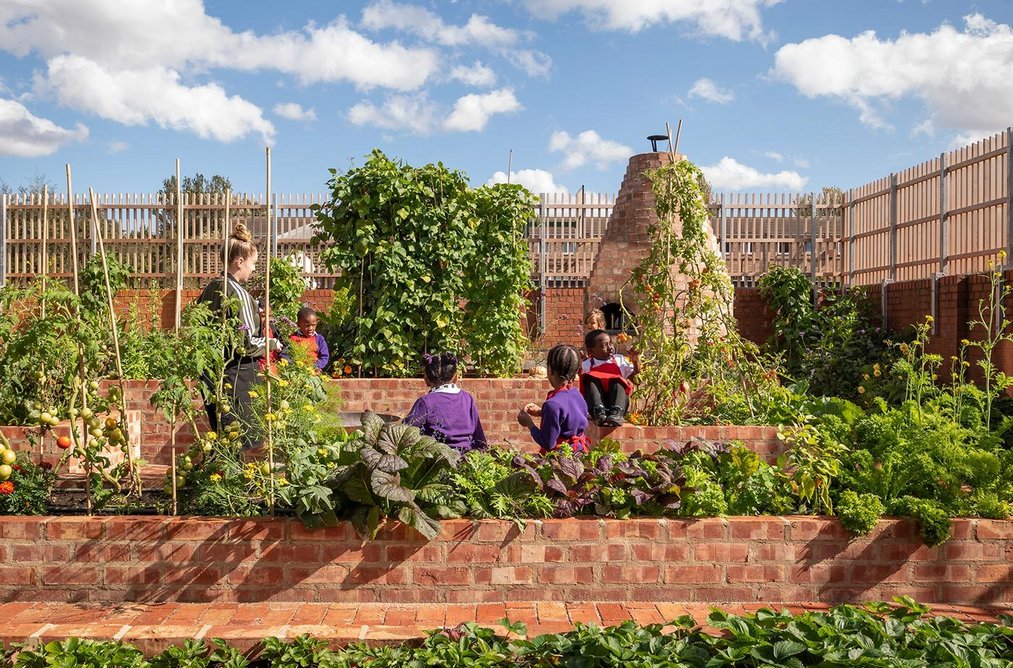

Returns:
360,445,409,473
370,469,416,503
396,504,442,540
376,422,423,454
360,411,384,445
340,470,375,505
349,505,381,539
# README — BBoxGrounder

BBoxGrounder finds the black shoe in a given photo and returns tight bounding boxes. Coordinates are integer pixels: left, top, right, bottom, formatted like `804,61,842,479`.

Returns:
591,405,608,426
604,408,625,427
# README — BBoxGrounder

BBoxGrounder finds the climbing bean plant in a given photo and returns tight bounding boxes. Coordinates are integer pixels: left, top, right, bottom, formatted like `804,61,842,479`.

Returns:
312,150,532,376
623,159,786,425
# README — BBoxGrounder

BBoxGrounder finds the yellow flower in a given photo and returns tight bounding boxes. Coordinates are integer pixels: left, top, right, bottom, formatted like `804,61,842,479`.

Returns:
863,373,870,381
278,380,289,388
925,315,934,323
243,468,254,480
276,475,288,487
1000,250,1009,260
264,413,276,422
961,339,970,346
899,343,910,355
248,390,259,399
278,358,289,367
873,369,881,378
209,473,222,483
857,386,866,394
303,404,315,413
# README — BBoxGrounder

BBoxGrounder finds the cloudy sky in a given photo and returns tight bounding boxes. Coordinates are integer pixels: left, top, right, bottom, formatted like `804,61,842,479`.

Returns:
2,0,1013,197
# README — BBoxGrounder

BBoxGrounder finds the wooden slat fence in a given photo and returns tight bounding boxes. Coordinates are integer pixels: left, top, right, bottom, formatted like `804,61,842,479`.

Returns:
1,129,1010,291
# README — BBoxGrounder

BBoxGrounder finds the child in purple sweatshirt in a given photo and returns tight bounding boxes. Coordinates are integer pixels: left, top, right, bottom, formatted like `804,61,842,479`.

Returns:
517,344,590,454
404,352,487,452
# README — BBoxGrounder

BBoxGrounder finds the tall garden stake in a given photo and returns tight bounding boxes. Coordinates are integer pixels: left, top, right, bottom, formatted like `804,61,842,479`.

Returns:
41,186,48,318
89,188,140,497
264,147,275,514
66,165,92,513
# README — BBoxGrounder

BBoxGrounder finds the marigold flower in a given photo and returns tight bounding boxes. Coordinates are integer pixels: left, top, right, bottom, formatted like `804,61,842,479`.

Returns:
248,390,259,399
857,386,866,394
344,365,353,374
278,358,289,367
209,474,222,484
0,481,15,495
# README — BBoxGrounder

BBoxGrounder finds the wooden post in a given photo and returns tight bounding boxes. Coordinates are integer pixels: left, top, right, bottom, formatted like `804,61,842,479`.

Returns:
1005,127,1013,268
175,159,183,331
940,152,949,275
41,186,49,318
0,192,6,288
66,165,79,295
538,194,547,336
719,193,727,258
889,173,898,281
264,147,275,514
847,189,856,287
90,188,138,492
809,191,818,301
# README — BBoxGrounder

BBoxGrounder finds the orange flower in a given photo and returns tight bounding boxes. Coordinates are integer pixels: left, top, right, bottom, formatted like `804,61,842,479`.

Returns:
344,365,353,375
0,481,14,495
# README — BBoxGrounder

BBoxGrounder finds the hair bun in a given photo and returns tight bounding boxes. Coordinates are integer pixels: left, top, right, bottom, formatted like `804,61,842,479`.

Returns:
231,222,253,243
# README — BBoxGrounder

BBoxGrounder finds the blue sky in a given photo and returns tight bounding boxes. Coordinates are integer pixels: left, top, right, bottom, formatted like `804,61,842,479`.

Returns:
1,0,1013,198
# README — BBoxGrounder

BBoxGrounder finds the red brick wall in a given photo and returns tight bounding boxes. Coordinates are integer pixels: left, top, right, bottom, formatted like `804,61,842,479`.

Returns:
1,380,782,467
733,288,774,347
526,287,586,350
0,516,1008,605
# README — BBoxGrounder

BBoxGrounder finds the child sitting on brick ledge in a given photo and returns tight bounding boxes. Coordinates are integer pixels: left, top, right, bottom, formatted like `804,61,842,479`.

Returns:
580,329,639,427
517,344,590,455
404,353,487,452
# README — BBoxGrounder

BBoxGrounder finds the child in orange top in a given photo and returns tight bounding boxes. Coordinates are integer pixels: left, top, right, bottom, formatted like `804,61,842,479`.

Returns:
580,329,639,427
288,307,330,372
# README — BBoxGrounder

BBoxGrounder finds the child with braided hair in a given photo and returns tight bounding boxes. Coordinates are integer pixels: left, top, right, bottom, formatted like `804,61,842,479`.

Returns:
404,352,487,452
517,344,590,454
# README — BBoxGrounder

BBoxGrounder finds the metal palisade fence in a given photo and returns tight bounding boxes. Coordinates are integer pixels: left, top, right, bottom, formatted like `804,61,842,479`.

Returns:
1,129,1011,290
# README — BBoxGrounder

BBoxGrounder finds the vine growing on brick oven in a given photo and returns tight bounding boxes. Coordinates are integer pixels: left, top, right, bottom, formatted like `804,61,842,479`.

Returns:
622,160,785,425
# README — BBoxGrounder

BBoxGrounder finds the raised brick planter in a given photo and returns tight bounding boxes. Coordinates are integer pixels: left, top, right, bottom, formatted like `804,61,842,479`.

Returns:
1,516,1010,606
2,380,783,466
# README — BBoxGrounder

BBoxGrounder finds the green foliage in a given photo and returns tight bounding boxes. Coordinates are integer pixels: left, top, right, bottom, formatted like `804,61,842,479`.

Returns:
79,254,131,316
0,451,54,515
320,412,462,539
16,602,1013,666
312,150,532,376
890,496,953,547
450,448,552,520
758,266,893,400
250,255,309,325
836,491,884,537
622,159,788,426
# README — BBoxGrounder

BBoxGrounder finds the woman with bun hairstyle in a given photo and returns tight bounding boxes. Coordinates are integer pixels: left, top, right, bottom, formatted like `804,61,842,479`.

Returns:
404,352,487,452
197,222,281,452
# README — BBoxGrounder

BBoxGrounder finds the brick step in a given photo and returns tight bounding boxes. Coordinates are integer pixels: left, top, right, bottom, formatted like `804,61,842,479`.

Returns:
0,601,1007,655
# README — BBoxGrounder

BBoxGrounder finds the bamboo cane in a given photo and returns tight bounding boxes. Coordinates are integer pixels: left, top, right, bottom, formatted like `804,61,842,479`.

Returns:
89,188,139,496
65,165,92,512
264,147,275,515
41,186,48,318
66,166,79,295
174,160,183,331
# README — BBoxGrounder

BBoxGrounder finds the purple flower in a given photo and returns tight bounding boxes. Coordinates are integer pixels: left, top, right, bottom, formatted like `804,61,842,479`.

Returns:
237,323,250,332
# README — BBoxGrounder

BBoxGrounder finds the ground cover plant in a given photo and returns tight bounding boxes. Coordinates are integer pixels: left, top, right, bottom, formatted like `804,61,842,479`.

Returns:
4,600,1011,666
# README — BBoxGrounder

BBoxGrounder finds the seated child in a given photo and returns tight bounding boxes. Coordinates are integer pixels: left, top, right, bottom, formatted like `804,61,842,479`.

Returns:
517,344,590,455
580,329,639,427
288,306,330,372
404,352,487,452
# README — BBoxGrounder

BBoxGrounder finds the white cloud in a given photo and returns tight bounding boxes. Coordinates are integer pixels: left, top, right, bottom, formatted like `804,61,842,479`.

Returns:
443,89,522,132
107,140,127,153
505,50,553,77
487,169,569,194
793,156,811,169
701,157,807,190
688,78,735,104
348,93,439,134
450,62,496,87
41,56,275,143
362,1,518,47
0,98,88,156
548,130,633,170
524,0,781,41
0,2,440,91
772,14,1013,136
764,151,784,161
274,103,317,122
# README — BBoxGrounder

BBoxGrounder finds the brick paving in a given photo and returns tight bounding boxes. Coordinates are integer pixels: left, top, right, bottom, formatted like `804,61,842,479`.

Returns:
0,601,1007,654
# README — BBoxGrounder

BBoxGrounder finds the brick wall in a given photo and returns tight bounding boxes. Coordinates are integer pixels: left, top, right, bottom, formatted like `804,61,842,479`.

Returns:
527,287,586,349
1,380,782,467
0,516,1008,605
733,288,774,346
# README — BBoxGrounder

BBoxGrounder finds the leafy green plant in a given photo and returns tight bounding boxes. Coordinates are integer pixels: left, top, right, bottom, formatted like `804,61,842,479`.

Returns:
836,490,885,537
16,638,149,668
312,150,532,376
449,447,552,520
0,448,55,515
321,411,462,539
